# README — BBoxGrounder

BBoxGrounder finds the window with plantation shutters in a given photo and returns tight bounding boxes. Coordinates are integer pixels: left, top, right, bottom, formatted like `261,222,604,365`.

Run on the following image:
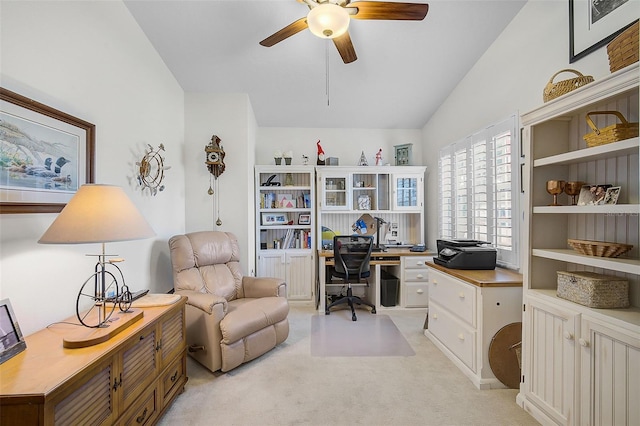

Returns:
438,114,519,269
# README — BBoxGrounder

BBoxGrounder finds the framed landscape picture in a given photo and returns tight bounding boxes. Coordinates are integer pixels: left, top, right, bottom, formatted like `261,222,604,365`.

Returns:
0,88,95,213
0,298,26,365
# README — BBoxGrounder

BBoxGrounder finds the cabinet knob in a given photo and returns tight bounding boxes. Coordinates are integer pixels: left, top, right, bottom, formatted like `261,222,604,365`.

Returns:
458,333,465,341
432,313,438,319
458,292,465,299
579,338,589,347
416,274,424,279
563,331,574,340
415,261,422,266
432,279,438,285
416,289,424,294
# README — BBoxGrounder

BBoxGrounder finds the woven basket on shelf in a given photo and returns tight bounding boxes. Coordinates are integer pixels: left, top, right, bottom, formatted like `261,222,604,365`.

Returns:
607,20,639,73
583,111,639,147
543,69,594,102
567,238,633,258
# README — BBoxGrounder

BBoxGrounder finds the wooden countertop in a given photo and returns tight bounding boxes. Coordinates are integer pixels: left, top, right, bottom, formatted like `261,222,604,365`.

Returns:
319,248,435,258
426,261,523,287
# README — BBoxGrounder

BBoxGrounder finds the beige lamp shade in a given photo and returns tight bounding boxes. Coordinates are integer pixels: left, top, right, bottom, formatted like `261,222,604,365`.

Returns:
39,184,156,244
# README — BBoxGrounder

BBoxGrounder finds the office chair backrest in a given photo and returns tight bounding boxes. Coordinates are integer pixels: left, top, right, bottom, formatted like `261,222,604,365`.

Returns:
333,235,373,281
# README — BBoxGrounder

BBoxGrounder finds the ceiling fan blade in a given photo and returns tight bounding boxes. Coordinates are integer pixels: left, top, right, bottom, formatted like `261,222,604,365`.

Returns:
347,1,429,20
333,31,357,64
259,17,309,47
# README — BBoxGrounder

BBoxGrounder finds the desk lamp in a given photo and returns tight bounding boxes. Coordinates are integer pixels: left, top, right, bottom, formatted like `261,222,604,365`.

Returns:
39,184,155,330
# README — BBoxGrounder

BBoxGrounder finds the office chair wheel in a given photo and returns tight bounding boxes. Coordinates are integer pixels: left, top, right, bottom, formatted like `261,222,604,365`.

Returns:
325,309,330,315
371,307,377,314
352,313,357,321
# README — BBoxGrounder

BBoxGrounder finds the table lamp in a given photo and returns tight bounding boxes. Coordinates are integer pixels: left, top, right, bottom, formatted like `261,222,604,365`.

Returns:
39,184,155,331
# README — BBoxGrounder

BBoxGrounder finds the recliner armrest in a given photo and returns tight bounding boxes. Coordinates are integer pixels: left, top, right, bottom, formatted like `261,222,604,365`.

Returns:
242,276,287,298
176,290,228,314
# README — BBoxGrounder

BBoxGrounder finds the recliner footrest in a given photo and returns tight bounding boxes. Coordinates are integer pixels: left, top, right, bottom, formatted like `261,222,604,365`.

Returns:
220,297,289,344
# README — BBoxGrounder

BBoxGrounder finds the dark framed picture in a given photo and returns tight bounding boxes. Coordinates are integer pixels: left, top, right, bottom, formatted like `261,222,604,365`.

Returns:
298,214,311,225
569,1,637,63
0,298,26,365
0,88,95,214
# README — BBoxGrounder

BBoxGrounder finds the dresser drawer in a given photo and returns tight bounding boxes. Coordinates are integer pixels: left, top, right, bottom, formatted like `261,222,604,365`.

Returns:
403,256,431,269
428,301,476,371
404,268,428,282
428,268,476,327
404,282,428,307
121,386,158,426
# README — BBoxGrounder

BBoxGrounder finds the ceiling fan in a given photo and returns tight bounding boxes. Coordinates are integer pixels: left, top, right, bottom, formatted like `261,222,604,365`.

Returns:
259,0,429,64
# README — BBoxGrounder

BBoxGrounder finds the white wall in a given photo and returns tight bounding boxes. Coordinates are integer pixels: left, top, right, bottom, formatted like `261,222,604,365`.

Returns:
257,128,423,167
0,1,185,335
184,93,257,272
421,0,613,253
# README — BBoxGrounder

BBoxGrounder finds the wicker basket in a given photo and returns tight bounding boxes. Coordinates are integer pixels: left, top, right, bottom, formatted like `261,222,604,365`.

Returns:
557,271,629,308
583,111,639,147
567,238,633,258
607,21,639,73
543,69,594,102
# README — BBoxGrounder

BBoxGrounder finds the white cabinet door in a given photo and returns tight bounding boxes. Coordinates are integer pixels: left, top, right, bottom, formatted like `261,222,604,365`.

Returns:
286,251,313,300
524,296,579,426
320,174,349,210
392,174,422,211
579,317,640,426
257,251,312,300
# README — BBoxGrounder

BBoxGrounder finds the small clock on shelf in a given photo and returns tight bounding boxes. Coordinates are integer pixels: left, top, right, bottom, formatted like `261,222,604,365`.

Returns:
394,143,413,166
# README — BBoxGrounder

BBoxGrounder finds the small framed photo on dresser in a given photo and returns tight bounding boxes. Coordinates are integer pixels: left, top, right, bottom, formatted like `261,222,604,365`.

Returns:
0,298,26,364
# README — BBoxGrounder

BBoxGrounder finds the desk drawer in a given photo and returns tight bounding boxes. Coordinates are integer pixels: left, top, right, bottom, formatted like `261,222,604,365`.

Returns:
404,269,428,282
404,256,431,269
428,268,476,327
428,301,475,371
404,282,428,307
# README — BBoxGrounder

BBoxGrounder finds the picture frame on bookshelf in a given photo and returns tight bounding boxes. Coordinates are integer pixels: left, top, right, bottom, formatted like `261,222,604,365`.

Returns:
577,184,613,206
262,213,288,225
298,214,311,225
0,298,26,365
604,186,621,205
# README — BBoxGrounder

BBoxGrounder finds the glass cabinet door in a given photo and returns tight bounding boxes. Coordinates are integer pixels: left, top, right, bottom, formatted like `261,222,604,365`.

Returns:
393,174,422,210
321,175,348,210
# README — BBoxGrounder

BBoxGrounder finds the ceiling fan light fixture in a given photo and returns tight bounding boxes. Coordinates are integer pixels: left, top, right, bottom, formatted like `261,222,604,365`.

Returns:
307,3,350,39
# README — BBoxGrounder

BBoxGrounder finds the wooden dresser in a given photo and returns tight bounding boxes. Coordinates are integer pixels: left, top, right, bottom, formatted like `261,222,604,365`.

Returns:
0,296,187,425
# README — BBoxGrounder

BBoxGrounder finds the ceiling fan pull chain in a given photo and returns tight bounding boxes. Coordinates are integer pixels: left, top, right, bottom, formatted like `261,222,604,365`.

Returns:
326,41,330,106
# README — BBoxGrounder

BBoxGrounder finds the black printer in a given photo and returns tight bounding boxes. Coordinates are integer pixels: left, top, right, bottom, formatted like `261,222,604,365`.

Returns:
433,239,497,270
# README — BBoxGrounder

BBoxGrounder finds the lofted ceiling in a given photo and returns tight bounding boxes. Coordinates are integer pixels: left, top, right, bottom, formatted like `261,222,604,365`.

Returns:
124,0,526,129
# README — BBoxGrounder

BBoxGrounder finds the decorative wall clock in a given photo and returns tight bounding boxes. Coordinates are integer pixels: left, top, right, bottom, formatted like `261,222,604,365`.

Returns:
394,143,413,166
137,143,170,195
205,135,226,226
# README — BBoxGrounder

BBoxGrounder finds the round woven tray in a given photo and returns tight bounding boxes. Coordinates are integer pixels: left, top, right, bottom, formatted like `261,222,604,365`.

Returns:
567,238,633,258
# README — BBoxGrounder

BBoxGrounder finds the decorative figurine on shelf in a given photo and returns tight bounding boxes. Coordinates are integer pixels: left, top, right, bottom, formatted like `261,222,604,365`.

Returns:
358,151,368,166
317,140,325,165
375,148,383,166
302,154,309,165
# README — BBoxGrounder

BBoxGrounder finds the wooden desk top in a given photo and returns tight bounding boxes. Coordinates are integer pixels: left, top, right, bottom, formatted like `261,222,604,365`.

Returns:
426,261,523,288
318,248,435,258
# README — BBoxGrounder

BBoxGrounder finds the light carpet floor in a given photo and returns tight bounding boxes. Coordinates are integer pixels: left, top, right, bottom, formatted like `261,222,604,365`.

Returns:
310,311,415,357
158,304,539,426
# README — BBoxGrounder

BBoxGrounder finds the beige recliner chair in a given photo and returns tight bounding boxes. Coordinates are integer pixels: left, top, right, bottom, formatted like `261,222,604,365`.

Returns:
169,231,289,372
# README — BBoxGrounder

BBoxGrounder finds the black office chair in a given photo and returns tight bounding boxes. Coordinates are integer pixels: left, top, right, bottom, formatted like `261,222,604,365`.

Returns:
326,235,377,321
